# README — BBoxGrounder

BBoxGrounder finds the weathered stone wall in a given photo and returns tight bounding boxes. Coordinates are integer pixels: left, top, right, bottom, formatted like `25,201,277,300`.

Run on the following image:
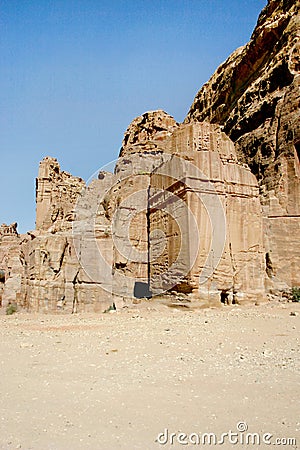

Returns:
1,1,298,310
185,0,299,192
27,166,115,312
185,0,300,289
149,123,266,305
110,111,177,301
36,157,85,232
0,223,30,307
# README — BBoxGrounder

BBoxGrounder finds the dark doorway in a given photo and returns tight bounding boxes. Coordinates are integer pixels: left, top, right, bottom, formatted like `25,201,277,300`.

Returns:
0,270,5,283
134,282,152,299
220,290,229,304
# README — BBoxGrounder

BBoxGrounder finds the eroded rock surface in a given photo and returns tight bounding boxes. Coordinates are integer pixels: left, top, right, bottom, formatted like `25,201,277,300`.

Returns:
185,0,300,289
111,111,177,300
0,0,299,311
185,1,299,193
36,157,85,232
149,122,265,305
0,224,28,307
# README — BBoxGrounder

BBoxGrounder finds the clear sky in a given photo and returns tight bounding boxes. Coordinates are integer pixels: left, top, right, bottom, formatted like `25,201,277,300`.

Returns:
1,0,267,233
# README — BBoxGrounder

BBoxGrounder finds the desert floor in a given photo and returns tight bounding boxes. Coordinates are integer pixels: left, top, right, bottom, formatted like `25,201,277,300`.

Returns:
0,300,299,450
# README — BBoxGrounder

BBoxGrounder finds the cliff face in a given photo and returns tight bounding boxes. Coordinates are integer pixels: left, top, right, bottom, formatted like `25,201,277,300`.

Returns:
185,0,299,207
0,117,267,311
185,0,300,288
0,0,299,312
112,114,265,305
0,224,29,307
149,121,265,305
36,157,85,232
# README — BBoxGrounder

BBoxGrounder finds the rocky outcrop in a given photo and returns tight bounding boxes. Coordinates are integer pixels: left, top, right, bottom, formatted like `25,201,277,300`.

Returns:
111,113,266,305
0,117,276,310
185,1,299,191
0,0,298,311
149,122,265,305
111,111,176,300
185,0,300,289
0,164,115,312
36,157,85,232
120,110,179,158
0,224,29,307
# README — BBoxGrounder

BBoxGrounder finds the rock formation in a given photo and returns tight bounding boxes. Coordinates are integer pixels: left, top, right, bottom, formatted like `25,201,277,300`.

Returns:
0,223,28,307
149,122,265,305
185,0,300,289
0,0,298,311
0,160,115,312
111,111,178,301
36,157,85,232
27,160,115,312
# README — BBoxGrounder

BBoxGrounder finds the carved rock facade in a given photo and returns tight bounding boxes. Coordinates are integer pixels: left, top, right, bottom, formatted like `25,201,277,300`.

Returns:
0,0,298,311
185,0,300,290
149,122,265,305
0,223,27,307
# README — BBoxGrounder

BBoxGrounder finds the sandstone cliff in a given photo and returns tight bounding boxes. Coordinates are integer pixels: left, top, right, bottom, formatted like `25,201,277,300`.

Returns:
0,223,28,307
0,0,298,312
185,0,300,288
36,157,85,232
185,0,299,202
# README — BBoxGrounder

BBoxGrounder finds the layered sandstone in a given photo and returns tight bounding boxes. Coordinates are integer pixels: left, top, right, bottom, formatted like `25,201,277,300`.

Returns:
111,111,178,300
149,122,265,305
0,223,28,307
185,0,299,191
28,164,115,312
36,157,85,232
185,0,300,289
110,113,266,305
0,0,298,312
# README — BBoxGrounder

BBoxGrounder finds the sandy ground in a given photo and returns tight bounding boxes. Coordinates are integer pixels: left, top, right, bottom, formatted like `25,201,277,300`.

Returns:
0,301,299,450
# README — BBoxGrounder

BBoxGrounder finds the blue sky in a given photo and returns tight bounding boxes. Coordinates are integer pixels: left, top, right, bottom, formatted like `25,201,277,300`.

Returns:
0,0,267,233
